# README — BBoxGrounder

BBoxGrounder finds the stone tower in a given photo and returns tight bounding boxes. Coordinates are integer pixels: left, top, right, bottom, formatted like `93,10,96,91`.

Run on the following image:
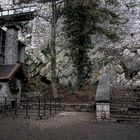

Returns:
4,25,19,64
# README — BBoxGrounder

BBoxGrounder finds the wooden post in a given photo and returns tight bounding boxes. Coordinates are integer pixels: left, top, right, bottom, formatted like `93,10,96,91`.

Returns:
50,0,58,98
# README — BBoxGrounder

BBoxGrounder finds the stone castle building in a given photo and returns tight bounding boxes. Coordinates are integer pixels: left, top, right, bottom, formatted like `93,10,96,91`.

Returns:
0,26,26,104
0,0,139,87
0,4,37,104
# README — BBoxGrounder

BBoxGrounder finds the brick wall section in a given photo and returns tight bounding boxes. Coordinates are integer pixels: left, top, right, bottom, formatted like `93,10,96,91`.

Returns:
0,82,10,104
0,80,21,105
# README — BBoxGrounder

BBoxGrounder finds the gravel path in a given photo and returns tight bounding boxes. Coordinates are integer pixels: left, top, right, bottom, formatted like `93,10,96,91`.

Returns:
0,112,140,140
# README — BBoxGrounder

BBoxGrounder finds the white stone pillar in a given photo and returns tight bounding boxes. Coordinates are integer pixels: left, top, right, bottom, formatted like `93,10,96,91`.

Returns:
95,73,111,121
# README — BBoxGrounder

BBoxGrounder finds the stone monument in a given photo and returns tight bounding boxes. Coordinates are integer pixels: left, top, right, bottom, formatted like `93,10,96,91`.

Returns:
95,73,110,120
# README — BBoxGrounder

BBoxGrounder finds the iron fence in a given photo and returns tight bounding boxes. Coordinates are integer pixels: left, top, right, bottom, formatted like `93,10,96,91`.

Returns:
0,96,61,119
0,95,95,119
110,86,140,122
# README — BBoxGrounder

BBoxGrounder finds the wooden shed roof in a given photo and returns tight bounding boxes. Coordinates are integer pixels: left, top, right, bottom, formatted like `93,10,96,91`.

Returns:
0,64,27,81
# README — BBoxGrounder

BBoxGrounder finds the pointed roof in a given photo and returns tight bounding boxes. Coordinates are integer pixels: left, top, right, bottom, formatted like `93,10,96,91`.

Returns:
95,73,111,102
0,64,27,81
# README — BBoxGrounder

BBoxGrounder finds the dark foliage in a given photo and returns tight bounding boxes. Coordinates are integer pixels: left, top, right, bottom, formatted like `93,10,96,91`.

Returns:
63,0,120,88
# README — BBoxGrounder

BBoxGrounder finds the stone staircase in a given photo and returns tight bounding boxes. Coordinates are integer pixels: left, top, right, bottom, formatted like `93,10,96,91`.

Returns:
110,86,140,122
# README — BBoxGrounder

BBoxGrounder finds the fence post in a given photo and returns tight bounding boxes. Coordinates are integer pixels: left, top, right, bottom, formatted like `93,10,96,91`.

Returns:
15,98,18,116
59,97,61,111
38,97,41,119
50,96,52,115
25,97,29,118
91,101,94,113
54,98,57,113
4,97,7,114
44,98,46,117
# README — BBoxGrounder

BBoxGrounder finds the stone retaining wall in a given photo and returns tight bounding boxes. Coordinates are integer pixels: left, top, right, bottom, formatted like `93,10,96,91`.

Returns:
59,103,95,112
19,102,95,113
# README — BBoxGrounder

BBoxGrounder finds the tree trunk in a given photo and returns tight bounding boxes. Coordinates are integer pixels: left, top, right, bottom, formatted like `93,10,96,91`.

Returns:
51,0,58,98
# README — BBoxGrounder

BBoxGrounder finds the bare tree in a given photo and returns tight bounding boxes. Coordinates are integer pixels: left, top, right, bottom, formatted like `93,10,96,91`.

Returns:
50,0,58,98
14,0,63,97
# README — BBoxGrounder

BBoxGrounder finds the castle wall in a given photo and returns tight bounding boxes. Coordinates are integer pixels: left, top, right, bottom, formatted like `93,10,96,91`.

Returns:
0,0,139,86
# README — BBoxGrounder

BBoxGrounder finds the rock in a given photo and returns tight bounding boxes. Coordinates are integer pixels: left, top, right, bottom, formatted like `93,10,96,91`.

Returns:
137,49,140,55
114,64,124,74
1,0,140,87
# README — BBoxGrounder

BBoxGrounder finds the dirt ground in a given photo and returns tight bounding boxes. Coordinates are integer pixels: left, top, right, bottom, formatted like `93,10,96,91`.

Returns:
0,112,140,140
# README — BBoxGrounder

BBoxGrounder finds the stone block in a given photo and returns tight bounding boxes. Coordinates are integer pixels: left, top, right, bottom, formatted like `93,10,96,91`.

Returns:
96,111,101,119
103,104,110,111
106,111,110,119
137,49,140,55
96,104,103,111
96,102,110,120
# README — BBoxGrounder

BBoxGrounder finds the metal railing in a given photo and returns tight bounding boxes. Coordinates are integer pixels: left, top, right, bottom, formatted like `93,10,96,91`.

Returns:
110,86,140,122
0,95,95,119
0,96,61,119
0,5,37,17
